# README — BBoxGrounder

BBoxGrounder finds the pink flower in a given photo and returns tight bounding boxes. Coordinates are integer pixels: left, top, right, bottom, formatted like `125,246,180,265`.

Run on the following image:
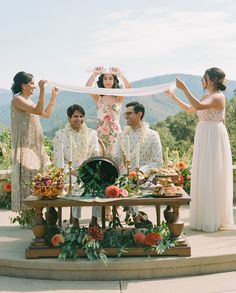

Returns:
51,234,65,247
104,114,111,124
134,232,146,245
119,188,128,198
177,175,184,185
178,161,187,170
112,123,120,131
144,232,162,246
4,183,11,193
100,125,110,135
105,185,120,198
129,171,137,178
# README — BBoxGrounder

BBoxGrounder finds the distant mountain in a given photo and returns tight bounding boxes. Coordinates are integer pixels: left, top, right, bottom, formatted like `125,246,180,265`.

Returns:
1,74,236,138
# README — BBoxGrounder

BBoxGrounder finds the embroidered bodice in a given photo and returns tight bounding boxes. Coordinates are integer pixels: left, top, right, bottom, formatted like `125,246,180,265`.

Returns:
197,108,225,122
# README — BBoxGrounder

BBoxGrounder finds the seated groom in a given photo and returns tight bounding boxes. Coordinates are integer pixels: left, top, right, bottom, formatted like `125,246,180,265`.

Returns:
53,104,101,227
113,101,163,225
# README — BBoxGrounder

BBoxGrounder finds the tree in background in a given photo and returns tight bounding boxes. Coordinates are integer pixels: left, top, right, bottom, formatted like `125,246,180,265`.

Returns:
226,96,236,163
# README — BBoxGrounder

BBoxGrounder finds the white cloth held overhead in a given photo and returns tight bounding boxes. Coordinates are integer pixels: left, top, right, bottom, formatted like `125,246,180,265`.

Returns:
46,81,176,97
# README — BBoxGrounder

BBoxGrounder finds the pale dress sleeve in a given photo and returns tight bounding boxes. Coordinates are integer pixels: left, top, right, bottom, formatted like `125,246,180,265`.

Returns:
53,130,70,173
90,130,100,157
53,130,64,167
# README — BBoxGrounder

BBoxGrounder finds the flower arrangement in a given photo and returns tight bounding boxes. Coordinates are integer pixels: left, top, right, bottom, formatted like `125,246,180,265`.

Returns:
50,222,175,264
77,159,119,197
104,185,128,198
31,165,64,198
164,147,192,194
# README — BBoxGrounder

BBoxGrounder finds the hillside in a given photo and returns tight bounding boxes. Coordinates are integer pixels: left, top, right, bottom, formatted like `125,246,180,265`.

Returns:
1,74,236,137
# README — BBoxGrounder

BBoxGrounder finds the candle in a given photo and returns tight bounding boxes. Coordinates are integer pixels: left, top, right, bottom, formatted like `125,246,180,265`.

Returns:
58,143,64,169
135,143,140,168
69,136,73,162
126,135,130,161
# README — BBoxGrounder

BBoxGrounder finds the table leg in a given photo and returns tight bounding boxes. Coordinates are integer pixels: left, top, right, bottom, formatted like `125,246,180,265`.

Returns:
102,206,106,229
163,205,184,242
31,207,47,247
58,207,62,227
155,205,161,226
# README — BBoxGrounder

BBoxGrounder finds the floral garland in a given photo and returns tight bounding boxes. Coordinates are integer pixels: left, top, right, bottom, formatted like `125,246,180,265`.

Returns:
50,222,175,264
120,122,149,162
65,122,89,163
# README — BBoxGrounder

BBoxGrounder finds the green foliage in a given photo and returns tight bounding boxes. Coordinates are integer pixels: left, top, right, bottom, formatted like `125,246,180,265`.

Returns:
10,208,36,228
56,222,175,263
42,136,54,160
0,191,11,209
152,111,197,156
0,124,11,170
226,96,236,163
77,162,115,197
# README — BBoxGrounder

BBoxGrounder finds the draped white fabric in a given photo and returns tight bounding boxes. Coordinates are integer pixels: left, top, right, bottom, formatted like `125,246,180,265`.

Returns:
46,81,176,97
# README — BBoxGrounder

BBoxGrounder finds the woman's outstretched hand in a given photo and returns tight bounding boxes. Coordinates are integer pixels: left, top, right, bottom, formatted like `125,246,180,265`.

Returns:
164,89,173,98
110,67,120,75
176,78,187,90
38,80,47,89
94,66,104,75
51,87,60,96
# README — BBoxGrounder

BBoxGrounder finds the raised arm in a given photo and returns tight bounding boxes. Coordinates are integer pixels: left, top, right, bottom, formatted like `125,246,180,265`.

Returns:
12,80,47,115
110,67,131,103
164,88,196,113
110,67,131,89
41,87,59,118
176,78,225,110
85,67,103,103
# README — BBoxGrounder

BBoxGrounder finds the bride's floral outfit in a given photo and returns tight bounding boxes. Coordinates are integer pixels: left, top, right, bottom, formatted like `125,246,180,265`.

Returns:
96,96,122,157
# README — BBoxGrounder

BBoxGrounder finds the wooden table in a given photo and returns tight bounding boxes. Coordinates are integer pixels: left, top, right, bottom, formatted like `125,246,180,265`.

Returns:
23,189,191,259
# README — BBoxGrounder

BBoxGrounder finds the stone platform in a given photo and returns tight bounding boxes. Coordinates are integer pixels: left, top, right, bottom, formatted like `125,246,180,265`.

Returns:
0,205,236,281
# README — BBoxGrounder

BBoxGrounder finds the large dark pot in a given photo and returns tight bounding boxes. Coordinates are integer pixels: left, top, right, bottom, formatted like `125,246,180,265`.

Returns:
78,157,120,195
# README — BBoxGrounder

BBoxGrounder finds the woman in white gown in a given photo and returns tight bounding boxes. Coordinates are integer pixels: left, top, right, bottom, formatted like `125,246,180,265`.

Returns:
165,67,234,232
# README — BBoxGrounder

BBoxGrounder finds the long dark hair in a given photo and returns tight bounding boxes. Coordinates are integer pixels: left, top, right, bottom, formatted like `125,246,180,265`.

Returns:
11,71,33,94
204,67,227,91
97,74,121,89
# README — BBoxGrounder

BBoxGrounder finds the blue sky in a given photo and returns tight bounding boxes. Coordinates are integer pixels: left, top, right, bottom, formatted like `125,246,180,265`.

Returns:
1,0,236,89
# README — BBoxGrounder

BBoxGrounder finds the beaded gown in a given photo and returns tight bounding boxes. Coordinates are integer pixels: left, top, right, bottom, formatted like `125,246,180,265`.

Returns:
190,107,234,232
11,102,50,211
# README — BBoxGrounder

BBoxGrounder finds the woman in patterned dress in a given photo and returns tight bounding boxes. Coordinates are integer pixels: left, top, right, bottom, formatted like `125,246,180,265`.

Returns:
86,67,131,220
11,71,59,211
86,66,131,157
165,67,234,232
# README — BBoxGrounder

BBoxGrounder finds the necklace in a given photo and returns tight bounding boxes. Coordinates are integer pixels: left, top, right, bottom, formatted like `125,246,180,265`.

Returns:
65,122,89,163
120,123,149,161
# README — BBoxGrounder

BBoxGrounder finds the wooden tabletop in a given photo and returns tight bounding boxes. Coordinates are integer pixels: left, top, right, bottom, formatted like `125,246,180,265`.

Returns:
23,188,190,208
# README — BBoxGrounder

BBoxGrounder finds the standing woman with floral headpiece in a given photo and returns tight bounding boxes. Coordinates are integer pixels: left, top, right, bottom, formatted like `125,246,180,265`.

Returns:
165,67,234,232
86,66,131,157
11,71,59,211
86,67,131,221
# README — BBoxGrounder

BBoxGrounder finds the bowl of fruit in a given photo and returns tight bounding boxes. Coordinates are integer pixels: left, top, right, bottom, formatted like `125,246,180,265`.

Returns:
31,166,64,199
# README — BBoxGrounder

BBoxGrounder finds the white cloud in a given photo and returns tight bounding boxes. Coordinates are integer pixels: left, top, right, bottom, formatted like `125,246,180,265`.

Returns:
76,7,236,82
